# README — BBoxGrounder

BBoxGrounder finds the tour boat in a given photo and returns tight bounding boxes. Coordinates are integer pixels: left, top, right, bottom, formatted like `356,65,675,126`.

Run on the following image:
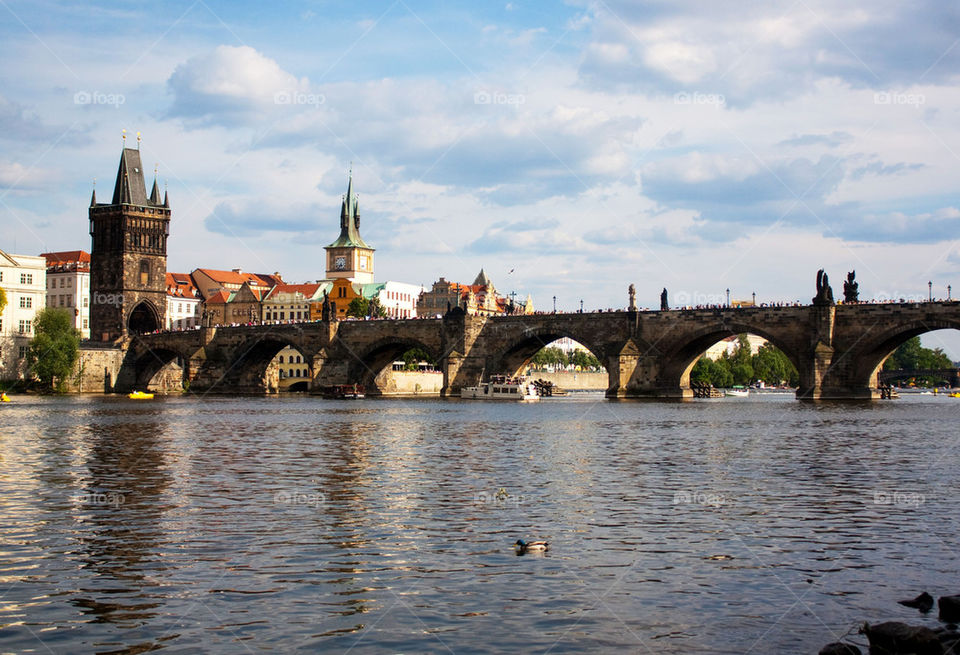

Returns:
724,386,749,398
461,375,540,401
321,384,365,399
128,390,154,399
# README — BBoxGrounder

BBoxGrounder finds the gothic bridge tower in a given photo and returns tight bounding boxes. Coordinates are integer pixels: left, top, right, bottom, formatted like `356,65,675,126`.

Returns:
88,138,170,341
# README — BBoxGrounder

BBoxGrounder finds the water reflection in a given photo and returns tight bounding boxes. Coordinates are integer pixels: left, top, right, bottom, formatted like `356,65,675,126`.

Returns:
0,394,956,653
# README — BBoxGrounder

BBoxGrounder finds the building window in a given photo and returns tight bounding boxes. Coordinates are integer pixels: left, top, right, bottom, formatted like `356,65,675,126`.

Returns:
20,273,33,285
67,278,72,287
83,297,88,308
18,320,31,335
19,346,28,359
279,355,284,363
19,296,32,308
59,278,65,288
82,319,88,329
59,296,65,307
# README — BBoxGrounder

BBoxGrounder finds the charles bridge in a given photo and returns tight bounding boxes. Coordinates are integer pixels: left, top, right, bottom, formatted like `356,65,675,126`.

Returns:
108,300,960,400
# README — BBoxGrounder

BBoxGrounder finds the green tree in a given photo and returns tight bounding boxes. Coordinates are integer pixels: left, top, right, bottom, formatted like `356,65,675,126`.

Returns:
721,335,754,385
690,357,733,388
752,343,799,386
347,296,387,319
0,286,7,315
400,347,435,370
26,308,80,391
569,349,603,370
883,336,955,386
531,346,567,368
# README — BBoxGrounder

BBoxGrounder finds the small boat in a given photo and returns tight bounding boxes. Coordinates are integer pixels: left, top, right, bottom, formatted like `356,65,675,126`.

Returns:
724,386,749,398
0,392,10,402
461,375,540,401
128,391,154,399
320,384,365,399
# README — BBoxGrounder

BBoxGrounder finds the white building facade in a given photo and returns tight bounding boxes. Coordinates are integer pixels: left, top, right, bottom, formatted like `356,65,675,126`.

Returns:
166,273,202,330
0,249,47,379
372,281,425,319
42,251,90,339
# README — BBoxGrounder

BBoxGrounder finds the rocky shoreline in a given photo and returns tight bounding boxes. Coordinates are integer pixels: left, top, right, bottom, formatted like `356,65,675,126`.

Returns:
819,593,960,654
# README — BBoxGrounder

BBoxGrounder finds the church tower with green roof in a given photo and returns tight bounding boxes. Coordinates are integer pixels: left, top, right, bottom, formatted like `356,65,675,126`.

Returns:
325,169,375,284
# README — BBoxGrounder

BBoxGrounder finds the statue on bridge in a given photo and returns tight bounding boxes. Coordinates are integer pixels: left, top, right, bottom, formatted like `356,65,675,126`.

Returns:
843,270,859,303
660,288,669,311
813,269,835,306
322,291,331,322
628,284,637,311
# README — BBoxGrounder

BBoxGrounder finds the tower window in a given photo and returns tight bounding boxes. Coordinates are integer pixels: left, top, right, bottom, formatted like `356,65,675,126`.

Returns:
140,261,150,286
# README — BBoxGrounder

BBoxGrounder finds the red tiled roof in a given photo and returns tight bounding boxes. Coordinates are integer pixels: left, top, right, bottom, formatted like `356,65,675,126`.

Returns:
194,268,283,288
205,290,233,304
166,272,200,298
42,250,90,265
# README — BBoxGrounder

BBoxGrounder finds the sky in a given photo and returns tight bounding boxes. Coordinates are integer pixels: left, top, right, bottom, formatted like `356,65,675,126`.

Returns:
3,1,960,354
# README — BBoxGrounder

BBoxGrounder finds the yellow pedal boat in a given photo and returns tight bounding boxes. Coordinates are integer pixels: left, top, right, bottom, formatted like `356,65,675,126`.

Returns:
128,391,154,399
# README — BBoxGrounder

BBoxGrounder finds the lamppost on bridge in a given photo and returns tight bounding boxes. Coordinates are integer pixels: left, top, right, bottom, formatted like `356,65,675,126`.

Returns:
929,281,933,302
580,299,584,313
553,295,557,313
949,285,952,301
752,291,756,306
726,288,730,307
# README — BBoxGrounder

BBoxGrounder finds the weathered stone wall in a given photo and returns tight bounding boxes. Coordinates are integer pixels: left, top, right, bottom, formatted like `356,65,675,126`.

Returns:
63,345,126,393
527,370,607,390
372,370,443,395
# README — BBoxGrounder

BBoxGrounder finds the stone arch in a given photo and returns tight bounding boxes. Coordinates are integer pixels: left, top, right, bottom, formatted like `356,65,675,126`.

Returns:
664,322,804,392
128,300,161,335
843,318,960,390
486,327,608,378
219,333,319,393
348,337,442,394
129,344,195,391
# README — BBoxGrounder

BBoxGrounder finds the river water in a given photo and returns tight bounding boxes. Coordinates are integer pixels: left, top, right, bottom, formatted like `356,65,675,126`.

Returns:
0,392,956,653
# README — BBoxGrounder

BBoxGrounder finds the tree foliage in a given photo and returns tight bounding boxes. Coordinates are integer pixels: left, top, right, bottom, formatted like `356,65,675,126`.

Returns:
691,336,799,388
529,346,604,370
0,286,7,315
883,336,954,386
26,308,80,391
346,296,387,318
399,347,435,370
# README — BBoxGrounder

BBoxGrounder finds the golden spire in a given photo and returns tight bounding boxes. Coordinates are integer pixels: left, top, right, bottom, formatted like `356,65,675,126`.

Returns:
122,128,126,145
137,131,141,149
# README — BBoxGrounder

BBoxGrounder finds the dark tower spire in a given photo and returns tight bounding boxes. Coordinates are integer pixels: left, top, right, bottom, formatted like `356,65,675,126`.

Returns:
90,180,97,207
331,168,367,248
149,166,161,205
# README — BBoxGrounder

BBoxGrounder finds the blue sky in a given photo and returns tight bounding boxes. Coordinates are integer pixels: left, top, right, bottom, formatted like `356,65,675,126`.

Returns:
3,1,960,353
